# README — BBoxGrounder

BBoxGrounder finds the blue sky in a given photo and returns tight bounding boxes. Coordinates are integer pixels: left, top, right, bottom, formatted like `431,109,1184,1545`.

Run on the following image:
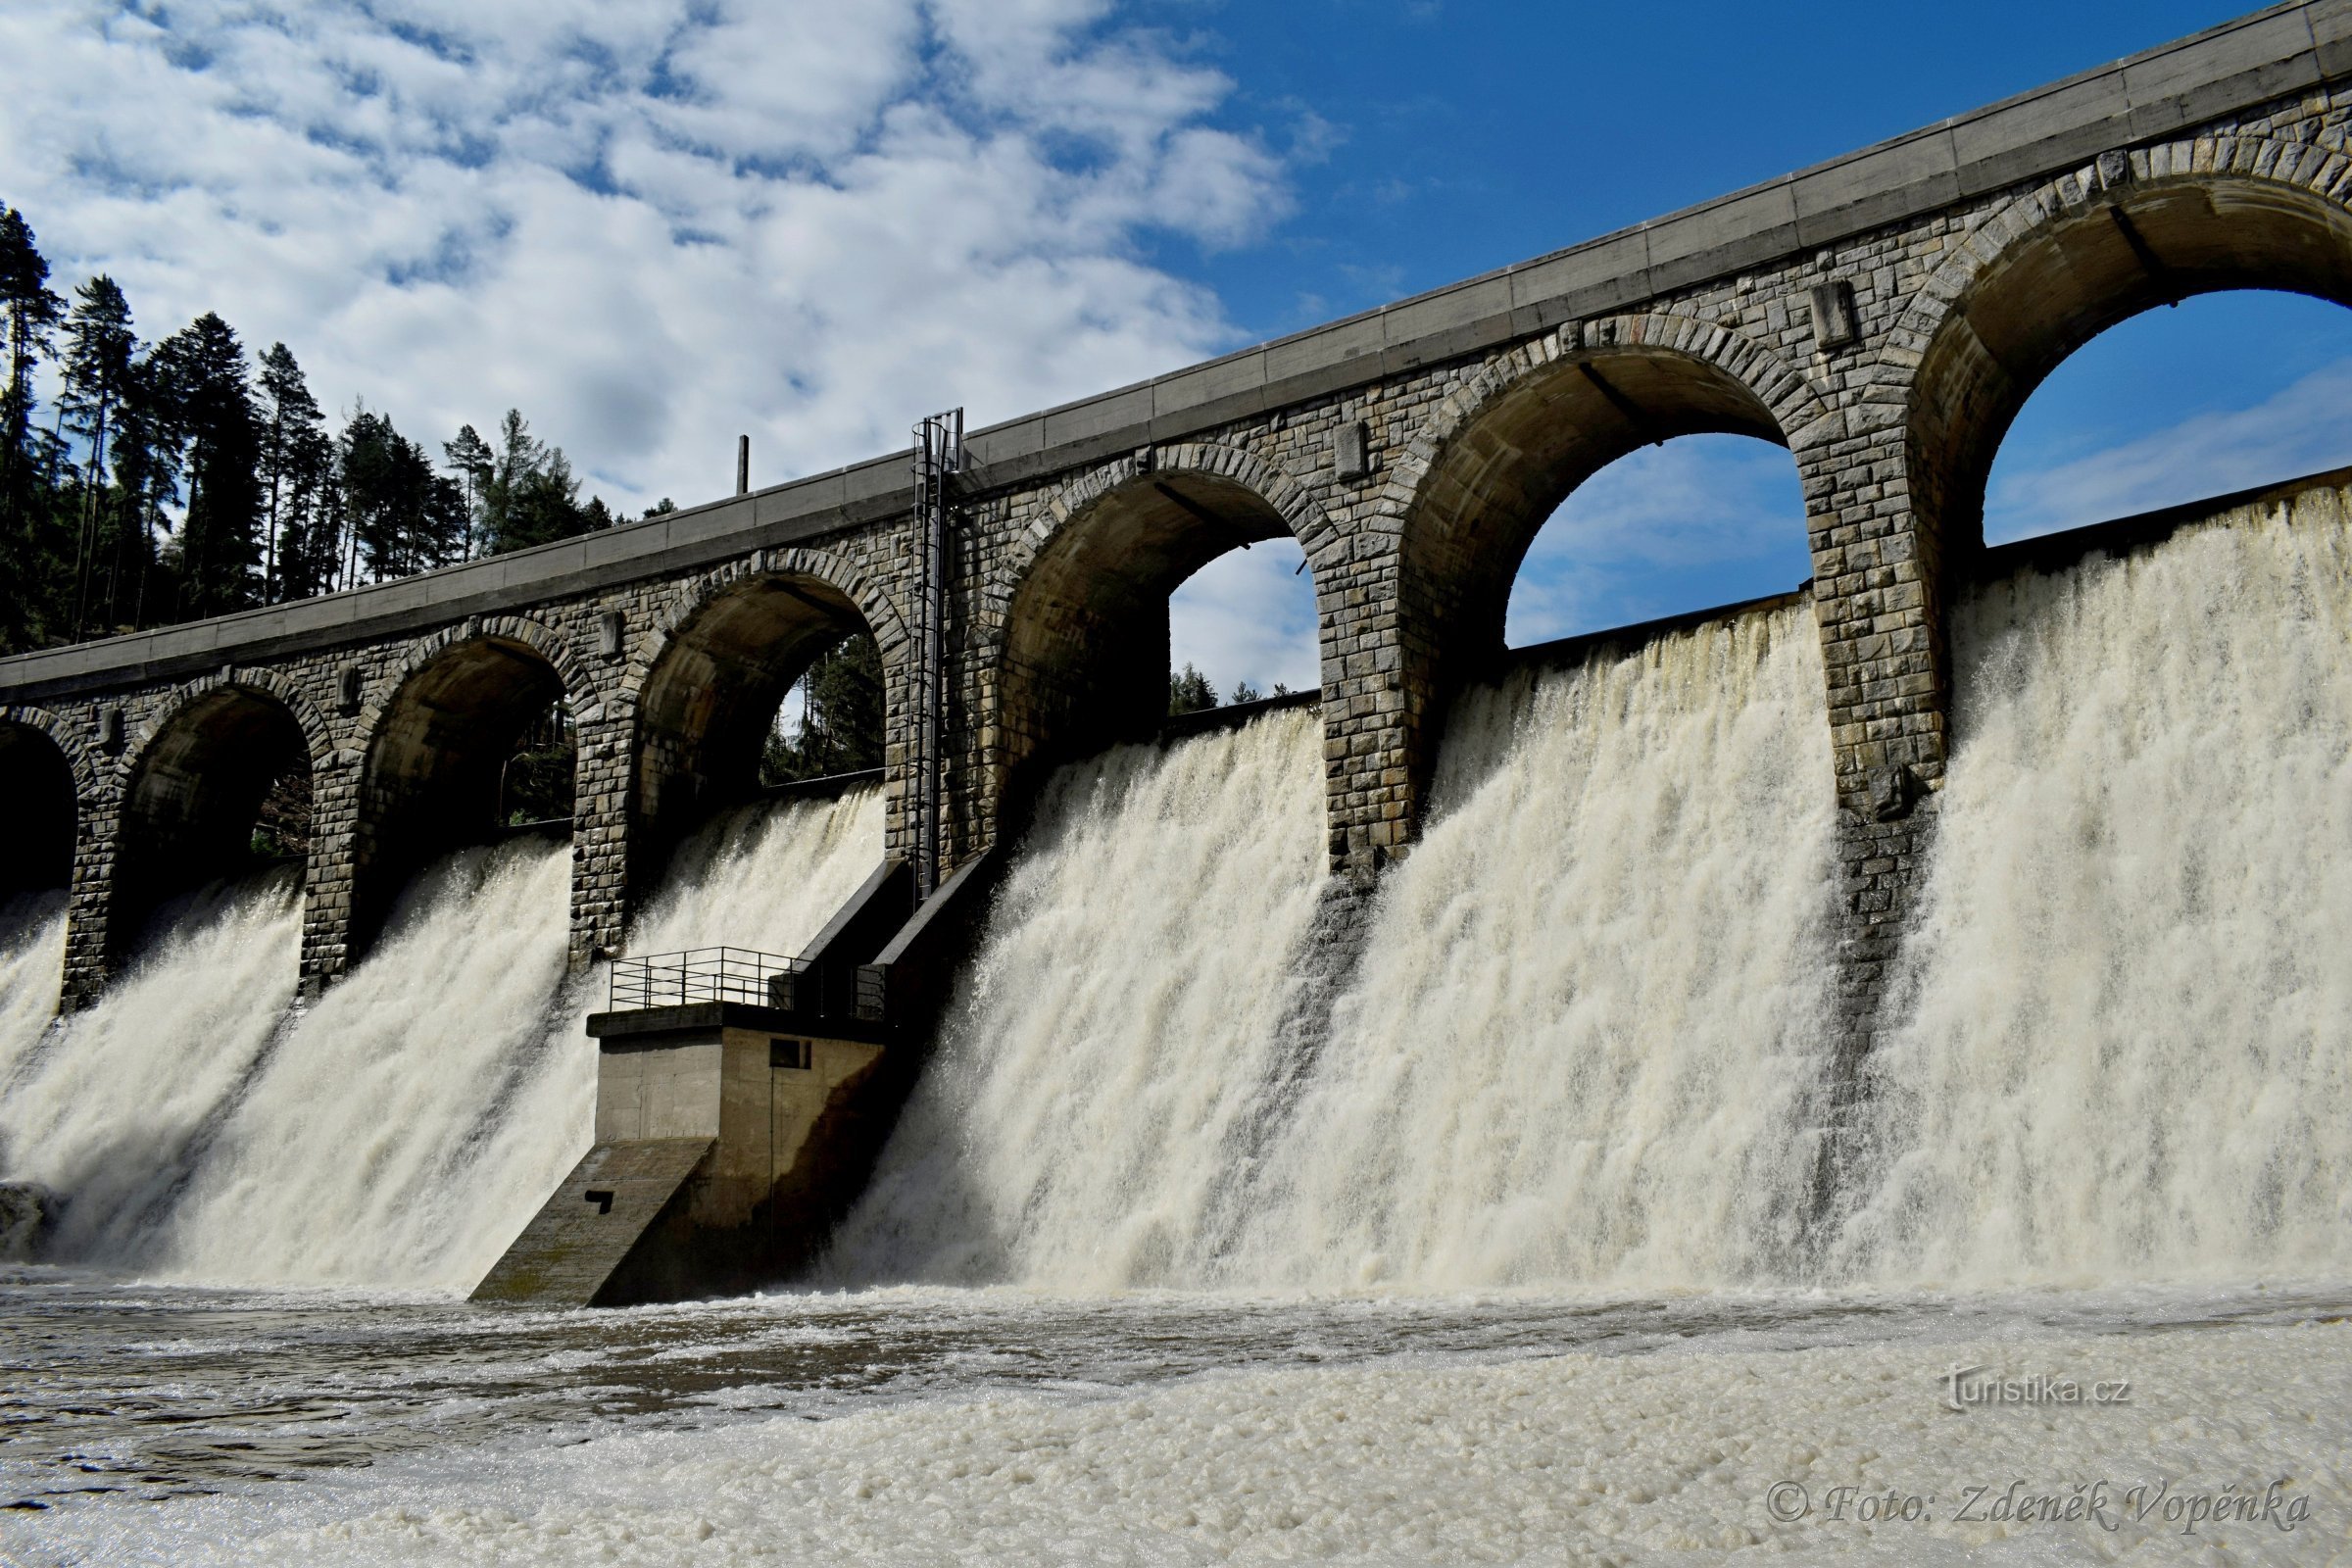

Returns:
5,1,2347,696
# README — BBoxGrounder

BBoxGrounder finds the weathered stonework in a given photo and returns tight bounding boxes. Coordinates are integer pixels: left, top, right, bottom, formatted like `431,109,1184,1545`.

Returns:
0,3,2345,1083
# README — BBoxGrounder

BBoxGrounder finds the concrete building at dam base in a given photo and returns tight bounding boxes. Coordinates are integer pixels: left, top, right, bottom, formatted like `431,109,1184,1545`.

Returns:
6,3,2351,1301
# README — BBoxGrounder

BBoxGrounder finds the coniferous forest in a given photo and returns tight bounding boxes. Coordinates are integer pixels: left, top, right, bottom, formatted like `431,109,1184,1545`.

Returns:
0,200,668,657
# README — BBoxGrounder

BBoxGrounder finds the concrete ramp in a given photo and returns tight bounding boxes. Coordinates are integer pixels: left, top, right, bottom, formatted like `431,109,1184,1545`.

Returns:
470,1138,713,1307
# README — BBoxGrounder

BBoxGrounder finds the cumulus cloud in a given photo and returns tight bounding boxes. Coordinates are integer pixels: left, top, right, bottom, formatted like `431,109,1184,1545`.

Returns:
0,1,1289,512
1169,538,1319,698
1504,435,1812,645
1983,357,2352,544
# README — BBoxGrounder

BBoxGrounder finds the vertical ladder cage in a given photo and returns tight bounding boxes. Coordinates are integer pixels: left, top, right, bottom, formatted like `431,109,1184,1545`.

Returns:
911,409,962,900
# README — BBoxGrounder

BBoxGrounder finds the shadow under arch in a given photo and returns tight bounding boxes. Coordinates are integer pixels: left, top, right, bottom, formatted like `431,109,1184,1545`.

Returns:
109,684,315,960
1903,152,2352,579
352,633,569,962
0,716,79,900
998,460,1317,804
1395,327,1816,708
630,568,889,893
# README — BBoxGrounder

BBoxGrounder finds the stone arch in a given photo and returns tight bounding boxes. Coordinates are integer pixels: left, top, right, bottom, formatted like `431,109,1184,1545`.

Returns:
107,676,321,959
626,550,908,891
0,705,92,900
349,616,583,960
1379,313,1834,687
1893,135,2352,582
993,441,1340,797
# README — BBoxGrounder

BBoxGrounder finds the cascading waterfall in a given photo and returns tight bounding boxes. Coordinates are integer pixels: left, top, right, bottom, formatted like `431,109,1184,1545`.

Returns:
1832,502,2352,1284
825,711,1329,1287
6,509,2345,1303
0,787,883,1290
832,608,1840,1290
1226,606,1838,1289
154,839,585,1290
0,890,68,1090
627,784,886,956
0,873,304,1264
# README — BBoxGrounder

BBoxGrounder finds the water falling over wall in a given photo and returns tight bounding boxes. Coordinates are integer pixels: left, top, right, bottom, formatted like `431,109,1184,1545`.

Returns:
826,710,1329,1287
0,873,304,1266
833,607,1840,1292
0,787,884,1291
1833,498,2352,1285
1227,605,1838,1290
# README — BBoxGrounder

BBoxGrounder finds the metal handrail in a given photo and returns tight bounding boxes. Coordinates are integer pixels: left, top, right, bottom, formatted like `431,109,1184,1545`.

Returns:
608,946,806,1011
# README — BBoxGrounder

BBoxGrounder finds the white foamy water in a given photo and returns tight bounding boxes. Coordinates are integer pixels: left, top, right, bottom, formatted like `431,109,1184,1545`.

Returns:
0,788,883,1291
827,710,1328,1287
1835,500,2352,1285
155,839,588,1290
1230,606,1838,1289
626,785,884,956
835,616,1836,1294
0,872,303,1262
10,1282,2345,1567
0,890,67,1090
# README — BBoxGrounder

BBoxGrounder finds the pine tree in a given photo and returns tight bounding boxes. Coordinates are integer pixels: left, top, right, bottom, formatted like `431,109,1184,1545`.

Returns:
59,276,136,639
0,205,67,650
441,423,492,560
254,342,324,604
156,312,264,620
1168,662,1215,715
481,408,588,553
103,350,183,633
760,633,886,784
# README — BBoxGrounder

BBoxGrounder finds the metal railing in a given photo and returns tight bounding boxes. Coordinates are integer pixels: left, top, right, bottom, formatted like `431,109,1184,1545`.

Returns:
608,947,806,1011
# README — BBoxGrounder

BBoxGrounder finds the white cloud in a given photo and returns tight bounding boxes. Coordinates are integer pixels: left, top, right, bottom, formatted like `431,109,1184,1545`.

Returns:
1504,435,1810,644
1983,358,2352,544
0,1,1289,514
1169,538,1319,698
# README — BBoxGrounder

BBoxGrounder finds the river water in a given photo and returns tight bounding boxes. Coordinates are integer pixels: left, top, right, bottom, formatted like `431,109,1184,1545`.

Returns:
2,501,2349,1563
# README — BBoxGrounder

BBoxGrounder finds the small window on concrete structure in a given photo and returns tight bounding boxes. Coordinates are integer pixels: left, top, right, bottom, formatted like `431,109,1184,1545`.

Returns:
583,1189,614,1214
771,1038,811,1070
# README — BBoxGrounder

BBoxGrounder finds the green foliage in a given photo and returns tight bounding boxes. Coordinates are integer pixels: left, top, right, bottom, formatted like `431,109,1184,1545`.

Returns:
0,197,631,651
499,702,576,825
157,311,266,621
1229,679,1261,705
760,633,885,785
1168,662,1216,715
0,204,67,653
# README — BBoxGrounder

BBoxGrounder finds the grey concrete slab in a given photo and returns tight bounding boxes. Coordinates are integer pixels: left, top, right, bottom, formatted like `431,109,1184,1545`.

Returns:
1152,349,1266,417
2123,8,2318,130
1148,386,1281,447
753,477,838,528
1264,314,1385,384
1644,183,1801,272
2310,0,2352,77
1381,275,1513,344
965,415,1044,467
1950,72,2135,197
1043,385,1153,447
1504,229,1648,318
1791,128,1960,246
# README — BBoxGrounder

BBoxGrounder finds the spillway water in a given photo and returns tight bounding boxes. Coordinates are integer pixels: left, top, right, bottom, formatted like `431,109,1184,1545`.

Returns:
3,508,2350,1560
830,607,1837,1291
1831,506,2352,1285
0,787,882,1292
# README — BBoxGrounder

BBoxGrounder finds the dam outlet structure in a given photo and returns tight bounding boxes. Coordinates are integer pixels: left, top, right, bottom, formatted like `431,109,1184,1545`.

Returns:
3,4,2352,1301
